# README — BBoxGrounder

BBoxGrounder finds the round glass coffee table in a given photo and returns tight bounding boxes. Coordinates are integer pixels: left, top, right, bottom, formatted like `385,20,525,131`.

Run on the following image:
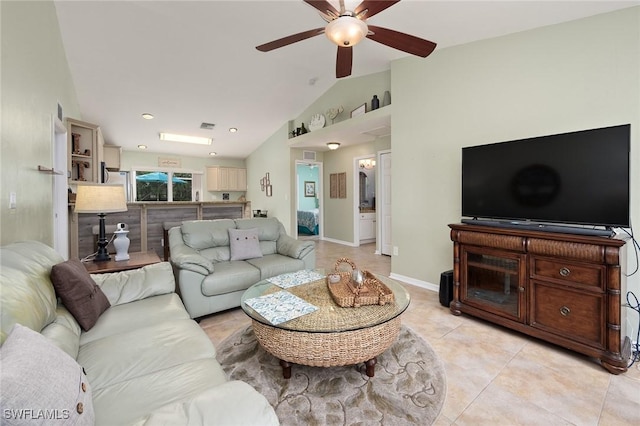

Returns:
241,274,410,379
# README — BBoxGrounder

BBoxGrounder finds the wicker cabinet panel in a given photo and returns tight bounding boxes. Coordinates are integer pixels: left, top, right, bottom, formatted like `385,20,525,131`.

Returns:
453,229,525,252
527,238,604,263
530,281,604,348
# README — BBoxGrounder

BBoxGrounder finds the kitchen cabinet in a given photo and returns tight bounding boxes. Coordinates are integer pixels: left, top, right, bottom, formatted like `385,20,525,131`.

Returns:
103,145,121,171
206,167,247,191
359,212,376,242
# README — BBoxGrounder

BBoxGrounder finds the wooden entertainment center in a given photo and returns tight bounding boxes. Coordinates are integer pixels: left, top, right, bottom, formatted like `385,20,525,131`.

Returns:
449,223,630,374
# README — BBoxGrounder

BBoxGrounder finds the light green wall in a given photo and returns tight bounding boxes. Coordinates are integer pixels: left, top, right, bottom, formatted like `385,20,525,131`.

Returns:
246,123,293,233
120,150,245,201
0,0,81,245
248,71,391,238
294,71,391,129
322,137,390,242
390,6,640,304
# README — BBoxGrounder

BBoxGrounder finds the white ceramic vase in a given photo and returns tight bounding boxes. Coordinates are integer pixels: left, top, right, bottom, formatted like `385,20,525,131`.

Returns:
113,230,130,261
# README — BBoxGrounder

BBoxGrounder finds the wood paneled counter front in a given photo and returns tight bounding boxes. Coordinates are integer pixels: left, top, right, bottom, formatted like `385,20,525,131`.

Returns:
69,201,251,260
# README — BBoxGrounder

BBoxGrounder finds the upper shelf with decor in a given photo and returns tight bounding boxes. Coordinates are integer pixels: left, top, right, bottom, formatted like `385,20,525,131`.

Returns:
288,105,392,151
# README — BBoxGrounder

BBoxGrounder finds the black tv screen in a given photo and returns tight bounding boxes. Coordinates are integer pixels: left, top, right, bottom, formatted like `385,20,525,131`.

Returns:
462,124,630,228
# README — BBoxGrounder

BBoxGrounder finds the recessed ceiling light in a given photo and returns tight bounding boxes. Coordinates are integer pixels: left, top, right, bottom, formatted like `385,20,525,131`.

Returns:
141,113,154,120
138,144,147,150
159,132,212,145
229,127,238,133
209,152,217,156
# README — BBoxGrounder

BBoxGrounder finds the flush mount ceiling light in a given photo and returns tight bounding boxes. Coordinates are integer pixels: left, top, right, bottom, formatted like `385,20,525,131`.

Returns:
159,133,212,145
325,14,368,47
229,127,238,133
141,113,154,120
209,152,217,156
326,142,341,150
137,144,147,150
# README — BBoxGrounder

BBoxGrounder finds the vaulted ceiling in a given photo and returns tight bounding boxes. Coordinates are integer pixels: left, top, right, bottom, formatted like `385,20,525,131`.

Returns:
54,1,638,158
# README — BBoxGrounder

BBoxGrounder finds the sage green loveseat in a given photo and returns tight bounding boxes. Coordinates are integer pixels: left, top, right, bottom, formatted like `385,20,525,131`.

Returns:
168,217,316,319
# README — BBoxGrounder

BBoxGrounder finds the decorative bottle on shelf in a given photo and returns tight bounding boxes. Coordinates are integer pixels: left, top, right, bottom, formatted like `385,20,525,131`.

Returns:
382,90,391,106
300,123,308,134
371,95,380,110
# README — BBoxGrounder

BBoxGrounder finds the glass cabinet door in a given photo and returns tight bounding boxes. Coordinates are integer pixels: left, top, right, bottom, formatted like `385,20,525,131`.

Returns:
461,248,525,322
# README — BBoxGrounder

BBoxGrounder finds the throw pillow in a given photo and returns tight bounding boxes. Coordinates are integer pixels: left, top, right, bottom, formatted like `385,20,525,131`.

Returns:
0,323,95,425
50,259,110,331
229,228,263,261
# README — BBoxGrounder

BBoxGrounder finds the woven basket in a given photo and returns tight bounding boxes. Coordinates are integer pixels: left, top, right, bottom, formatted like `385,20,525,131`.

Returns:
327,258,394,307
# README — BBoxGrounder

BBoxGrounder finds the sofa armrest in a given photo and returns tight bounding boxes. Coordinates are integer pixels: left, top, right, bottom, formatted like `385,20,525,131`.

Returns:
277,234,315,259
168,226,214,275
170,245,214,275
91,262,176,306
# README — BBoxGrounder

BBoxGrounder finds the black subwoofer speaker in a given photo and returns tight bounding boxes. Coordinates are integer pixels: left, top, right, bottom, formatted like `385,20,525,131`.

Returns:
439,270,454,307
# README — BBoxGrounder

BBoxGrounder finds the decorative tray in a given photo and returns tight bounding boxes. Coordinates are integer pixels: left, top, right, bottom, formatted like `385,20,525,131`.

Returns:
326,258,394,308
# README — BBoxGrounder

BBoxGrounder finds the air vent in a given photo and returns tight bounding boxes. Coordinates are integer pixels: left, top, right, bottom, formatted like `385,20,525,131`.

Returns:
303,151,317,161
200,122,215,130
361,125,390,138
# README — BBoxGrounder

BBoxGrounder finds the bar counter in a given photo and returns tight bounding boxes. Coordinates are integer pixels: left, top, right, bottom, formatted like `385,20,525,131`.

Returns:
69,201,251,260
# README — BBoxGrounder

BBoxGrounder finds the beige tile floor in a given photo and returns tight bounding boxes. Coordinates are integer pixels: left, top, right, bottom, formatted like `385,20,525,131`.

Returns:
199,239,640,425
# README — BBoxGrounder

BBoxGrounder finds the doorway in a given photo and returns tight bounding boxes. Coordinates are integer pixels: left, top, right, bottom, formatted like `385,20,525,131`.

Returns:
354,155,377,247
295,161,322,239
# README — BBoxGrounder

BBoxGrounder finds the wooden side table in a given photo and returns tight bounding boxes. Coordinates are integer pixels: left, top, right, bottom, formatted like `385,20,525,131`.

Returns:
83,251,162,274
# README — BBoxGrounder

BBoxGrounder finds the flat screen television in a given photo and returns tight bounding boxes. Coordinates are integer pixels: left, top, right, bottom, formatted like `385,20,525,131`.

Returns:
461,124,630,231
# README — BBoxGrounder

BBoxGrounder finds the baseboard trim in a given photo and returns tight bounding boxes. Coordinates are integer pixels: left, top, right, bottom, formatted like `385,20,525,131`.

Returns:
389,273,439,293
321,237,358,247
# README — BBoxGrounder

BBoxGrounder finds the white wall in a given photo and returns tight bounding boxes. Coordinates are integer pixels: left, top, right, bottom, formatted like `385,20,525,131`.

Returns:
0,0,81,245
391,7,639,337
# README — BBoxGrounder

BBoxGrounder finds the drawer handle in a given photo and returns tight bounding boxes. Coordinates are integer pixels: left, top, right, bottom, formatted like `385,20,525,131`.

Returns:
560,306,571,317
559,267,571,277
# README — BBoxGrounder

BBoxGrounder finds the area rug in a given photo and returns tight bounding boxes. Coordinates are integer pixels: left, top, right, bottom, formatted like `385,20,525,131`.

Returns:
216,325,447,425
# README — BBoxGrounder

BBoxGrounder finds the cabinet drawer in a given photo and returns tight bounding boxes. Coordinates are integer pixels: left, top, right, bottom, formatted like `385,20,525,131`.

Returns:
531,258,603,289
530,282,604,348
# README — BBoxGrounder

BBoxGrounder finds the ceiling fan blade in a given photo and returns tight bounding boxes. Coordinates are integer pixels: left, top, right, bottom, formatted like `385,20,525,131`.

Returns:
366,25,437,57
256,28,325,52
336,46,353,78
304,0,340,17
354,0,400,19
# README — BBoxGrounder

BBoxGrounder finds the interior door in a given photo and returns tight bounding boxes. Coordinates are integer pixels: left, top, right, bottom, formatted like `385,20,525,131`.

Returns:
380,151,392,255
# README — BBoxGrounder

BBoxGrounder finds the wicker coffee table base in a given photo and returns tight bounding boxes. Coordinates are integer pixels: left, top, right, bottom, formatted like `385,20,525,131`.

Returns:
251,316,402,379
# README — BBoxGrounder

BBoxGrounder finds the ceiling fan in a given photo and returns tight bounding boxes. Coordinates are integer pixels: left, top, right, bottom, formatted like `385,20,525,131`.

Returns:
256,0,437,78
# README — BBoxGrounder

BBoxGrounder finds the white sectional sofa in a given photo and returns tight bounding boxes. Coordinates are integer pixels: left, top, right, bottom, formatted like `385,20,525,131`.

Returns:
0,240,278,425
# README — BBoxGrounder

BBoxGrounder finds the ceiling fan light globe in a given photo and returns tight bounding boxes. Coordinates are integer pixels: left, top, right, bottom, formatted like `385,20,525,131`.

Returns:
325,16,368,47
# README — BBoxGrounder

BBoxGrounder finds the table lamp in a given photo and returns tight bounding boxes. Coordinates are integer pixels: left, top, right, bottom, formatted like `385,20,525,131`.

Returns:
74,183,128,262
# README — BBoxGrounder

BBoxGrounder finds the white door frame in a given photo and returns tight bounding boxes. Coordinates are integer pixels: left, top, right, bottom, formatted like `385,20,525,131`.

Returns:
295,160,323,239
52,114,69,259
379,149,392,256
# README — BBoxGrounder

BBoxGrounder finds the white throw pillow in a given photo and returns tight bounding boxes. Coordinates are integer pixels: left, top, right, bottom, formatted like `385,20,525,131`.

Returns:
229,228,263,261
0,323,94,425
